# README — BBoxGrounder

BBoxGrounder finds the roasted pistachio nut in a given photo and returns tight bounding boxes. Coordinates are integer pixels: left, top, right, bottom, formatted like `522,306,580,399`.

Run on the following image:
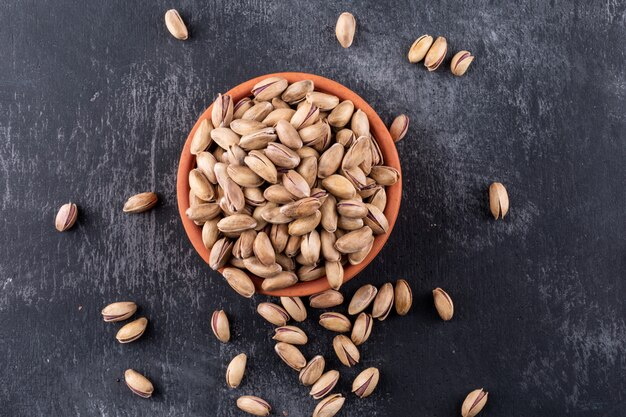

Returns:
451,50,475,76
309,289,344,309
335,12,356,48
424,36,447,71
389,114,409,143
189,168,215,202
272,325,308,345
369,166,400,186
280,296,307,322
211,310,230,343
257,302,290,326
313,393,345,417
462,388,489,417
101,301,137,322
202,218,220,250
236,395,271,417
209,237,233,270
325,261,344,290
191,119,213,154
351,312,373,345
122,191,159,214
164,9,188,40
408,34,434,63
124,369,154,398
222,267,255,298
211,94,234,128
274,342,307,371
226,353,247,388
433,287,454,321
394,279,412,316
282,79,314,104
252,76,288,101
332,334,360,367
489,182,509,219
348,284,378,315
55,202,78,231
335,226,373,254
233,97,253,119
116,317,148,343
310,370,340,400
261,271,298,291
328,100,354,128
372,282,394,320
306,92,340,111
299,355,325,386
352,367,379,398
319,312,352,333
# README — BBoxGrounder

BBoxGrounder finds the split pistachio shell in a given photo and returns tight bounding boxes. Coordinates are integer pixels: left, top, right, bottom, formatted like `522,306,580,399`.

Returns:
433,287,454,321
233,98,253,119
274,342,307,370
280,296,307,322
352,367,379,398
237,395,271,416
462,388,489,417
252,76,288,101
291,101,319,130
189,169,214,202
351,312,373,345
123,192,158,213
363,203,389,235
451,50,475,76
253,231,275,266
313,393,345,417
230,119,266,136
372,282,394,320
389,114,409,142
299,355,325,386
424,36,447,71
325,261,344,290
319,312,352,333
282,79,314,104
335,226,373,254
332,334,360,367
348,236,374,265
309,289,344,309
335,12,356,48
124,369,154,398
226,353,247,388
306,92,340,111
272,325,308,345
101,301,137,322
394,279,412,315
283,170,310,198
257,302,290,326
164,9,188,40
55,202,78,231
116,317,148,343
222,267,255,298
408,34,434,63
310,370,340,400
211,310,230,342
369,166,400,186
209,237,233,270
211,94,234,128
348,284,378,315
489,182,509,219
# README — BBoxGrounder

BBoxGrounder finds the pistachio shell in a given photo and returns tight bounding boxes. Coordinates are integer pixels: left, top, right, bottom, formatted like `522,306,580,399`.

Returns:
236,395,271,416
164,9,188,40
209,237,233,270
101,301,137,322
211,310,230,343
389,114,409,142
280,296,307,322
55,202,78,231
124,192,159,213
310,370,340,400
299,355,325,386
222,267,255,298
243,257,282,278
274,342,306,371
272,325,308,345
328,100,354,128
334,226,373,254
325,260,344,290
489,182,509,219
257,302,290,326
348,284,378,315
351,312,373,345
394,279,412,316
408,34,433,63
252,76,288,101
461,388,489,417
335,12,356,48
226,353,247,388
309,289,344,309
282,80,314,104
319,312,352,333
352,367,379,398
261,271,298,291
211,94,234,128
242,101,273,122
433,287,454,321
332,334,360,367
116,317,148,343
424,36,447,71
124,369,154,398
371,282,394,320
451,50,475,76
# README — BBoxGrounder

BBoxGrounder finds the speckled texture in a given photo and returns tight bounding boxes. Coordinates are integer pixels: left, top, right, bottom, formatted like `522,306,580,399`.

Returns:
0,1,624,416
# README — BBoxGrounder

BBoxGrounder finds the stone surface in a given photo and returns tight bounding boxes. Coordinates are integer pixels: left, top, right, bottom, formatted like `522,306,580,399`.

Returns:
0,1,624,416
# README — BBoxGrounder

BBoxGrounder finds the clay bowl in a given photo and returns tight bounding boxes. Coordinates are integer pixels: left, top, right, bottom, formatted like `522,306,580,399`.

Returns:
177,72,402,297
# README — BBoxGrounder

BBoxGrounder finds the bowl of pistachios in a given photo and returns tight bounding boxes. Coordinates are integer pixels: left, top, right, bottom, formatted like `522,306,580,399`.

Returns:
177,72,401,297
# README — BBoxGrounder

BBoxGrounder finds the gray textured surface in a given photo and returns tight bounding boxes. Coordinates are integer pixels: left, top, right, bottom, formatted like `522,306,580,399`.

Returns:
1,0,625,416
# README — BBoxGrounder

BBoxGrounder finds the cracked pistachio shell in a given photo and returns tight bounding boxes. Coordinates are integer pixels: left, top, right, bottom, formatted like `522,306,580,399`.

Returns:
283,170,310,198
372,282,394,321
271,97,291,109
222,267,255,298
320,194,338,233
309,289,344,309
239,127,277,151
190,118,213,155
116,317,148,343
288,210,321,236
325,260,344,290
233,230,256,259
351,312,373,345
335,12,356,48
408,34,433,63
433,287,454,321
227,165,264,188
55,202,78,231
351,109,370,139
348,284,378,315
394,279,412,316
336,128,356,147
280,296,307,322
424,36,447,71
321,230,341,262
274,342,306,371
210,127,240,150
252,76,288,101
211,94,234,128
318,144,345,179
462,388,489,417
334,226,373,254
195,151,218,184
123,192,158,213
237,395,271,416
209,237,233,270
124,369,154,398
300,230,321,265
310,370,340,400
451,50,475,76
242,101,273,122
164,9,188,40
297,156,318,188
290,101,319,130
272,325,308,345
261,108,295,126
253,231,275,266
265,142,301,168
328,100,354,128
233,97,254,119
489,182,509,219
370,166,400,186
257,302,290,326
299,355,325,386
186,203,220,223
337,199,368,218
245,150,278,184
363,203,389,235
280,197,321,218
274,119,303,149
306,91,340,111
217,214,257,234
211,310,230,343
243,257,282,278
333,334,360,367
368,187,386,212
352,367,379,398
101,301,137,322
281,79,314,104
269,223,289,253
389,114,409,143
348,236,374,265
297,265,323,282
261,271,298,291
230,119,266,136
319,312,352,333
226,353,247,388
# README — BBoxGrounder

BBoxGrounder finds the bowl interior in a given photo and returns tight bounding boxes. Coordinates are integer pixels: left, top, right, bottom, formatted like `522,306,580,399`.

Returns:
177,72,402,296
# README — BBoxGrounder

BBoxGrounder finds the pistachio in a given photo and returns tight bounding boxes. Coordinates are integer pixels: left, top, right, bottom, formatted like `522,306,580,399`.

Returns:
252,231,275,266
263,184,296,204
351,312,373,345
338,216,363,231
265,142,301,168
408,35,433,63
352,367,379,398
297,145,320,159
309,289,344,309
271,97,291,109
222,267,255,298
274,119,303,149
275,253,296,271
252,76,288,101
320,194,338,232
424,36,447,71
245,150,278,184
298,264,326,281
187,203,220,223
394,279,412,316
372,282,394,320
280,296,307,322
297,156,318,188
244,187,265,207
462,388,489,417
335,226,373,254
124,369,154,398
299,120,331,148
281,79,314,104
348,284,378,315
370,166,400,186
233,97,254,119
335,12,356,48
101,301,137,322
319,312,352,333
55,202,78,231
116,317,148,343
299,355,325,386
164,9,188,40
313,394,345,417
318,144,345,179
195,151,218,184
190,119,213,154
332,334,360,367
217,214,257,234
306,92,340,111
211,94,234,128
257,302,290,326
242,101,273,122
226,353,247,388
209,237,233,270
261,271,298,291
336,128,356,147
283,170,310,198
274,342,307,371
288,210,321,236
328,100,354,128
299,230,321,265
325,260,344,290
239,127,277,151
310,370,340,400
433,287,454,321
211,310,230,343
321,231,342,262
233,230,257,258
363,203,389,235
280,197,321,218
451,50,475,76
322,175,357,199
211,127,240,149
230,119,267,136
273,325,308,345
489,182,509,219
389,114,409,142
337,199,368,218
269,223,289,253
369,187,387,212
351,109,370,139
243,257,282,278
290,101,319,130
236,395,271,416
262,206,294,225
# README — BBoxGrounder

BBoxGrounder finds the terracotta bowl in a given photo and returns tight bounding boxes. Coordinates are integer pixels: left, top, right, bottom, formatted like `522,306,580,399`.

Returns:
177,72,402,297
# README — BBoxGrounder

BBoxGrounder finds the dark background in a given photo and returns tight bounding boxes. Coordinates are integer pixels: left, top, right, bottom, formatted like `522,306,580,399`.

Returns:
1,1,624,416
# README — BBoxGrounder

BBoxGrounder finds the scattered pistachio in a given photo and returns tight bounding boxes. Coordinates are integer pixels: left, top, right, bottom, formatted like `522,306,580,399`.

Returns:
461,388,489,417
348,284,377,315
489,182,509,219
309,289,344,309
257,302,290,326
272,325,308,345
372,282,394,320
352,367,380,398
226,353,247,388
124,369,154,398
312,393,345,417
389,114,409,142
211,310,230,343
319,312,352,333
310,370,340,400
236,395,271,416
274,342,307,371
433,287,454,321
394,279,413,316
115,317,148,343
351,312,373,345
424,36,447,71
164,9,188,40
451,50,475,76
55,202,78,231
101,301,137,322
335,12,356,48
280,296,307,322
408,35,434,63
332,334,360,367
299,355,325,386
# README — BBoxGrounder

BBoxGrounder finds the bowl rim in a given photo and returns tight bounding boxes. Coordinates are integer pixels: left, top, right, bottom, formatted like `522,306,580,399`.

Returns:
177,72,402,296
